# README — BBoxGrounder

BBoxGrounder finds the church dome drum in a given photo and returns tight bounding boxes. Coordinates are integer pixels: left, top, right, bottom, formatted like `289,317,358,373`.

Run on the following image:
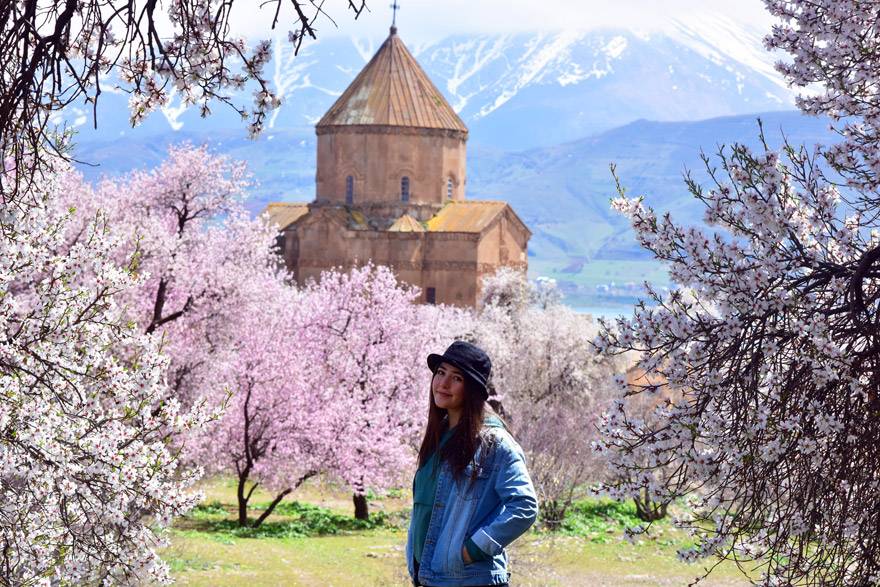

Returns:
314,27,468,211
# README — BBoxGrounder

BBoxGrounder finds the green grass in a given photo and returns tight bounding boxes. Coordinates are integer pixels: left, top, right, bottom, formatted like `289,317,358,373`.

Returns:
165,477,751,586
556,499,648,543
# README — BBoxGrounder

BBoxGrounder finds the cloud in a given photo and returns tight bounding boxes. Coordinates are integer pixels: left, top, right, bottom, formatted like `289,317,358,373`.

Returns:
229,0,775,43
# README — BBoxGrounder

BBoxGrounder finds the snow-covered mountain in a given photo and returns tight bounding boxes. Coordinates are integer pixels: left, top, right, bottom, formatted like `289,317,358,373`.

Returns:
73,16,795,150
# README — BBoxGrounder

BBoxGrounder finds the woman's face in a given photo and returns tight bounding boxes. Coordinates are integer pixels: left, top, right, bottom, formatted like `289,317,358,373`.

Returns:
432,362,467,412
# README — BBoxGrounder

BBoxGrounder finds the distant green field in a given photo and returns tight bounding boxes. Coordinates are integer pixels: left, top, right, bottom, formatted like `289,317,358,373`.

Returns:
165,477,751,586
529,258,670,289
529,257,671,312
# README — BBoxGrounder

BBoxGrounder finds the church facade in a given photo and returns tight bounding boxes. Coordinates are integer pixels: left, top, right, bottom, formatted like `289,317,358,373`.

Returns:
264,26,530,307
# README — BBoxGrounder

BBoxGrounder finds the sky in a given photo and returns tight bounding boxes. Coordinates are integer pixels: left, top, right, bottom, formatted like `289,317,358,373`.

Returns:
231,0,777,43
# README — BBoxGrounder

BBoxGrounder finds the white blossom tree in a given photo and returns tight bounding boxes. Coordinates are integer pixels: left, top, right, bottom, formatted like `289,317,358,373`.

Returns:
0,158,215,585
472,268,627,529
594,1,880,584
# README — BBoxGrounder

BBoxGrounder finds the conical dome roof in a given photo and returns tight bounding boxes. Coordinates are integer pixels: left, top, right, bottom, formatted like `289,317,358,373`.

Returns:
317,29,467,135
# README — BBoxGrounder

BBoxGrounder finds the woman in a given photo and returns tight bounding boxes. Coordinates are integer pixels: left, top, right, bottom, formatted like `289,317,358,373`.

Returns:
407,341,538,587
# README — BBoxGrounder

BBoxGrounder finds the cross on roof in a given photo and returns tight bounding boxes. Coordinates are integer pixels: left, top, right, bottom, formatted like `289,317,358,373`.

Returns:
390,1,400,28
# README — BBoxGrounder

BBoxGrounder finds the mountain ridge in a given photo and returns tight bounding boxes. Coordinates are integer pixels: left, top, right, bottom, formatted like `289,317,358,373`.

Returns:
65,21,795,151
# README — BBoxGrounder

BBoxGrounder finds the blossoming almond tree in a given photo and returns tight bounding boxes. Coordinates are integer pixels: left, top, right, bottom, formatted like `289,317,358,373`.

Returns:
0,161,213,585
63,144,283,410
185,275,327,527
183,263,456,526
594,1,880,584
65,145,325,528
295,264,440,520
65,151,447,527
471,268,627,529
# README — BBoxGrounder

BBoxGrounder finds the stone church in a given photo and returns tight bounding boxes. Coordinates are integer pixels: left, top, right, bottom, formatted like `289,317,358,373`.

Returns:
263,26,530,307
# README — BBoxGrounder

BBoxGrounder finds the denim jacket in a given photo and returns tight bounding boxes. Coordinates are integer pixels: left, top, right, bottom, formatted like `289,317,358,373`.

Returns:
406,426,538,586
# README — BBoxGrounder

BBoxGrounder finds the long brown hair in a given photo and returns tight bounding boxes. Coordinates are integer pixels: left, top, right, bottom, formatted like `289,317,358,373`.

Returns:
417,375,486,480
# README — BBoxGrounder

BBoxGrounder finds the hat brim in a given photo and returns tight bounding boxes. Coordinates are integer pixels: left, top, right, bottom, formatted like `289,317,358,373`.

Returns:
426,353,445,373
426,353,488,400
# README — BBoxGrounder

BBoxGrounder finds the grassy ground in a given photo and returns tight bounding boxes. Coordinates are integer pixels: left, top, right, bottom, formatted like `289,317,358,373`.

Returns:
165,478,751,586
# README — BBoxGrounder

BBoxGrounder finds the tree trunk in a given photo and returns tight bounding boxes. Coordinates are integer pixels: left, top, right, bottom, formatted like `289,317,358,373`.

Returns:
236,382,259,527
237,474,250,526
251,471,317,528
236,474,259,527
353,493,369,520
540,499,567,531
252,488,292,528
633,488,668,522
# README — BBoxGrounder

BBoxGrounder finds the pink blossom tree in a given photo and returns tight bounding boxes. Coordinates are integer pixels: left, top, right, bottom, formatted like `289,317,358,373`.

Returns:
0,157,213,584
295,264,442,520
64,150,458,527
63,144,283,410
186,276,329,527
594,1,880,583
182,261,457,526
62,144,324,529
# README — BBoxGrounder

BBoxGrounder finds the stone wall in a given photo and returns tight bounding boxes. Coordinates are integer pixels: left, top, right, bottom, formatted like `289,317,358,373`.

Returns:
281,205,530,308
315,126,467,207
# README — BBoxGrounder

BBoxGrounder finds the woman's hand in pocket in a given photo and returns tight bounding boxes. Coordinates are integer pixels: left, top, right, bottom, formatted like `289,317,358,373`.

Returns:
461,545,473,565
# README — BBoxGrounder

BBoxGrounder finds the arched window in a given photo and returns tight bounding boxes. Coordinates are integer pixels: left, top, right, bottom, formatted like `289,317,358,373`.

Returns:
401,176,410,202
446,177,454,199
345,175,354,205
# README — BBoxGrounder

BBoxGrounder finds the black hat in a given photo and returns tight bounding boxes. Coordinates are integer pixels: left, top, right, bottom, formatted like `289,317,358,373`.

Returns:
427,341,492,400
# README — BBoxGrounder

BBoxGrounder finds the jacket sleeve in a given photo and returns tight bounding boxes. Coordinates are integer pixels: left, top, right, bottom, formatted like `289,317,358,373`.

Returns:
468,438,538,557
